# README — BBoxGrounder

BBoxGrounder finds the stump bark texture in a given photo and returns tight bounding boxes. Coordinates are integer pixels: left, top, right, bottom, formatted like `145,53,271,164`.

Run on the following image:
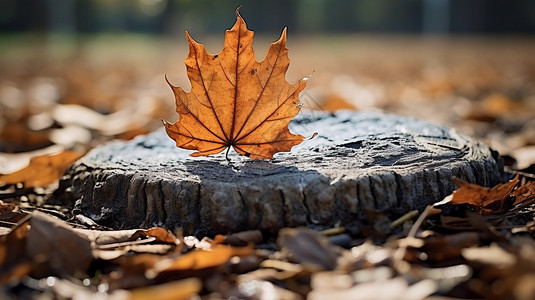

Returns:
60,111,504,236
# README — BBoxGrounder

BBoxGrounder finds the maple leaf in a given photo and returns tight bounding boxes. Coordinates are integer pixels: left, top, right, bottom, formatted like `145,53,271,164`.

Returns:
163,8,309,159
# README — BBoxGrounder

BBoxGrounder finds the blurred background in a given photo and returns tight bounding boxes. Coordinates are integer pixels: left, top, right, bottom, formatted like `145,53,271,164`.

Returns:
2,0,535,35
1,0,535,172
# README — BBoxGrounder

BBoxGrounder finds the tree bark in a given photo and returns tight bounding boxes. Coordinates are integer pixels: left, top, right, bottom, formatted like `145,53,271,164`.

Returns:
58,111,504,236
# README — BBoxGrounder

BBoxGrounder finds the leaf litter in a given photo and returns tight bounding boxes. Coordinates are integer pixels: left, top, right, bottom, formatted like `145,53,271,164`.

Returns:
2,177,535,299
1,7,535,300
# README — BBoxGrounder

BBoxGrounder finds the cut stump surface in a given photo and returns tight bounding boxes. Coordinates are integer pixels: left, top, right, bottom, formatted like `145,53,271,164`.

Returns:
60,111,504,235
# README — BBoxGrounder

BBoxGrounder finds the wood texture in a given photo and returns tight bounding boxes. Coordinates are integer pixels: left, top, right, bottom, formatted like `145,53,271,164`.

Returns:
58,111,504,236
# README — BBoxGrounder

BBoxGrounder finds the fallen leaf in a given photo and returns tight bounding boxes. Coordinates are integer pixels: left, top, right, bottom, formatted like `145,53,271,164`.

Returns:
49,125,92,146
0,144,64,174
0,200,27,224
447,175,520,214
163,8,309,159
0,200,16,215
0,216,31,284
148,244,254,279
129,227,179,245
111,253,163,289
27,211,93,277
109,244,252,289
419,232,481,262
128,278,202,300
278,227,340,271
219,230,264,246
52,104,154,137
77,228,139,246
338,242,394,273
0,150,83,187
511,181,535,207
445,175,535,215
0,122,53,153
76,227,178,259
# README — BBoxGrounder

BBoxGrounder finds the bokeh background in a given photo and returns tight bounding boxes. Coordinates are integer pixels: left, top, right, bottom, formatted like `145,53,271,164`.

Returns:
1,0,535,171
3,0,535,35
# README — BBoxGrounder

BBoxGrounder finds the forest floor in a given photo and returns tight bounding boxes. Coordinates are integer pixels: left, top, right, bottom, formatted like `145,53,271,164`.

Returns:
1,35,535,299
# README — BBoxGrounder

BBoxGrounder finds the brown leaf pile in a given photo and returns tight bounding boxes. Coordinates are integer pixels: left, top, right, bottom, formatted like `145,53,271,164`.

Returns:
2,168,535,299
0,211,253,298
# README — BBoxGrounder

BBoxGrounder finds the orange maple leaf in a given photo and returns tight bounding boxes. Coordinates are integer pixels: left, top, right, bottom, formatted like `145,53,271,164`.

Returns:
163,8,309,159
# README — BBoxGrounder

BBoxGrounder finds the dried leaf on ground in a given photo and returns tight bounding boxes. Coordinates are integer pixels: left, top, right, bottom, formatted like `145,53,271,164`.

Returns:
0,200,28,224
0,200,16,216
148,244,254,278
75,227,178,259
449,175,518,211
0,216,31,284
0,122,53,153
0,150,83,187
109,243,253,289
444,175,535,214
110,253,163,289
129,227,179,245
52,104,154,137
0,144,64,174
128,278,202,300
338,242,394,273
511,181,535,207
217,230,264,246
406,232,481,263
278,227,340,271
163,8,310,159
27,211,93,277
77,228,139,246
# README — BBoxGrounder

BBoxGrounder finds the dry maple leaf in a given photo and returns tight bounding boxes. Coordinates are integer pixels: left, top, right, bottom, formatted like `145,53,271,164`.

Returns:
163,8,309,159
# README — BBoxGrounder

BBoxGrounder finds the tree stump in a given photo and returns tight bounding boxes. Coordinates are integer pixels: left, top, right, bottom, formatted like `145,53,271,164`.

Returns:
59,111,504,236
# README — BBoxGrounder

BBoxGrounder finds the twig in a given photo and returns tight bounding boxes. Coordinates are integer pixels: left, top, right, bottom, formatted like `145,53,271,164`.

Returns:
319,226,345,236
393,205,434,273
390,210,419,228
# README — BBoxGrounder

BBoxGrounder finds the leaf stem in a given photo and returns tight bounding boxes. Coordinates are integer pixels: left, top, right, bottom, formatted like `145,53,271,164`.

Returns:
225,147,231,163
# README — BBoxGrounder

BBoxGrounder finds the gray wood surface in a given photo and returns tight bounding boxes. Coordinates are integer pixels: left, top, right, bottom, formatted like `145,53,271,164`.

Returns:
58,111,504,236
